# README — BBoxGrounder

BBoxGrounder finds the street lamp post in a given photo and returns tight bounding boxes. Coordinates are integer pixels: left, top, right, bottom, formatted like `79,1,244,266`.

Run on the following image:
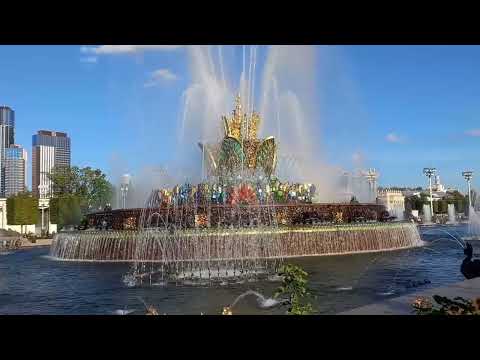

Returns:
38,185,48,235
462,171,473,216
423,168,436,219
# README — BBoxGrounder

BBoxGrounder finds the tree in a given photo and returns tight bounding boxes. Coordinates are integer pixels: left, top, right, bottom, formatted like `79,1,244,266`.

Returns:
48,165,114,213
438,200,448,214
350,196,359,204
275,264,314,315
7,193,38,234
50,195,82,229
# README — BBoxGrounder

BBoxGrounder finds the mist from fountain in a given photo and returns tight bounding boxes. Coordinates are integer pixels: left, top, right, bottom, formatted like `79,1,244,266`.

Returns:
177,46,359,202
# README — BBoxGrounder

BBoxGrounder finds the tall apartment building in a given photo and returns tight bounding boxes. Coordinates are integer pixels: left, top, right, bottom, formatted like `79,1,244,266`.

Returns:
32,130,71,198
5,145,27,197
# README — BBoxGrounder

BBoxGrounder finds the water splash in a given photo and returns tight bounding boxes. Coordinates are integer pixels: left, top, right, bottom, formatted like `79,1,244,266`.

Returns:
230,290,286,310
123,274,137,287
112,308,136,315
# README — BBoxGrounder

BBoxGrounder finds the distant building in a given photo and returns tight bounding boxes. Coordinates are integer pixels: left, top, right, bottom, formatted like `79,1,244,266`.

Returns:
0,106,15,196
377,189,405,220
4,145,27,197
432,175,446,193
32,130,70,198
0,106,15,148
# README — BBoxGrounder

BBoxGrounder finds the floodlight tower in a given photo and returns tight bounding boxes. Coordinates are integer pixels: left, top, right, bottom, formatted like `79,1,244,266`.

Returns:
462,170,473,215
423,167,436,217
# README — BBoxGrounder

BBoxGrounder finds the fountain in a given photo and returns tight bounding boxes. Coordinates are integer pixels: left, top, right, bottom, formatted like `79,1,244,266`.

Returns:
466,206,480,240
447,204,457,225
49,47,424,285
50,97,423,284
423,204,432,224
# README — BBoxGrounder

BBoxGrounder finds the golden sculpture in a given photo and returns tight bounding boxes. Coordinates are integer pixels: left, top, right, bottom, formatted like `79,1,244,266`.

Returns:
199,95,277,177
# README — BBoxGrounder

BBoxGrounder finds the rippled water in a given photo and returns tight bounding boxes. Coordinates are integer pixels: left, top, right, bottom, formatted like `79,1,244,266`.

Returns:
0,224,473,315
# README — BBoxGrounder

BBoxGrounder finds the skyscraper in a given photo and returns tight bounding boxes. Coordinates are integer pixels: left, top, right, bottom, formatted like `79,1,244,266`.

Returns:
5,145,27,197
0,106,15,148
32,130,71,198
0,106,15,197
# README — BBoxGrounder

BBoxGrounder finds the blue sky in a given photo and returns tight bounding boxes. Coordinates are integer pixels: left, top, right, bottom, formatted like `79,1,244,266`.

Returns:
0,45,479,192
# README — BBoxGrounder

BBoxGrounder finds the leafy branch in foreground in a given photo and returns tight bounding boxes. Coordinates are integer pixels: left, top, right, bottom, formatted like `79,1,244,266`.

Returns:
275,264,315,315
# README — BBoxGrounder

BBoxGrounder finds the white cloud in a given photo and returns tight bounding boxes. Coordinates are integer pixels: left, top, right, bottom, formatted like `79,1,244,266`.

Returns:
80,56,98,63
81,45,184,55
144,68,178,87
466,129,480,137
385,132,403,143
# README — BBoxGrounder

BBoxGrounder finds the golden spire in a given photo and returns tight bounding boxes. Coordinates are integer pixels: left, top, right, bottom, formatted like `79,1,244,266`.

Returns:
234,94,242,114
222,95,260,141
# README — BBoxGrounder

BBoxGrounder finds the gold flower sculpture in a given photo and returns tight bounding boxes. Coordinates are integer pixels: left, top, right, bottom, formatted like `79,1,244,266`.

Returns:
198,95,277,178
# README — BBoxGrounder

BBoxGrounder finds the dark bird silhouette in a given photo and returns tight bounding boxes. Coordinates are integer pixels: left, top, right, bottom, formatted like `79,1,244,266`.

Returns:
461,242,480,280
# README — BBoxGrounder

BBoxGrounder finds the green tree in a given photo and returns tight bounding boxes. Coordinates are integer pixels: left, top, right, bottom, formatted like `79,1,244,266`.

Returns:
7,193,38,234
48,165,114,213
50,195,82,229
275,264,314,315
438,200,448,214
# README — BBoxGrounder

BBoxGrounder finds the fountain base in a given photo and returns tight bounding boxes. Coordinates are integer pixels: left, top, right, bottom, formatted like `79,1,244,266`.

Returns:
49,222,423,262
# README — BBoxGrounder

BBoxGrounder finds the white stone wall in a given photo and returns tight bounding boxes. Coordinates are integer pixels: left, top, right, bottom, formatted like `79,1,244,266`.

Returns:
377,190,405,220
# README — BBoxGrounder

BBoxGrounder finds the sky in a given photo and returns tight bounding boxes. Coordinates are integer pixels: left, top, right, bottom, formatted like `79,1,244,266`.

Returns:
0,45,479,193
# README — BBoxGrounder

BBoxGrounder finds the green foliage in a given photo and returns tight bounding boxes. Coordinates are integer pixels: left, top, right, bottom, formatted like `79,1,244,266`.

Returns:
438,200,448,214
49,197,59,224
50,195,82,229
455,199,465,214
404,195,425,212
350,196,359,204
6,193,38,233
48,165,114,214
275,264,315,315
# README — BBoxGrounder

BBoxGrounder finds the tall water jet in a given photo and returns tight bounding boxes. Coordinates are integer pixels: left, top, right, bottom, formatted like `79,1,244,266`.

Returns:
423,204,432,224
468,206,480,239
447,204,456,224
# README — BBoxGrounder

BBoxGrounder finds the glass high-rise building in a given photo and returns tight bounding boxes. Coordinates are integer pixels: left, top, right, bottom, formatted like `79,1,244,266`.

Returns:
0,106,15,196
32,130,71,198
5,145,27,197
0,106,15,148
